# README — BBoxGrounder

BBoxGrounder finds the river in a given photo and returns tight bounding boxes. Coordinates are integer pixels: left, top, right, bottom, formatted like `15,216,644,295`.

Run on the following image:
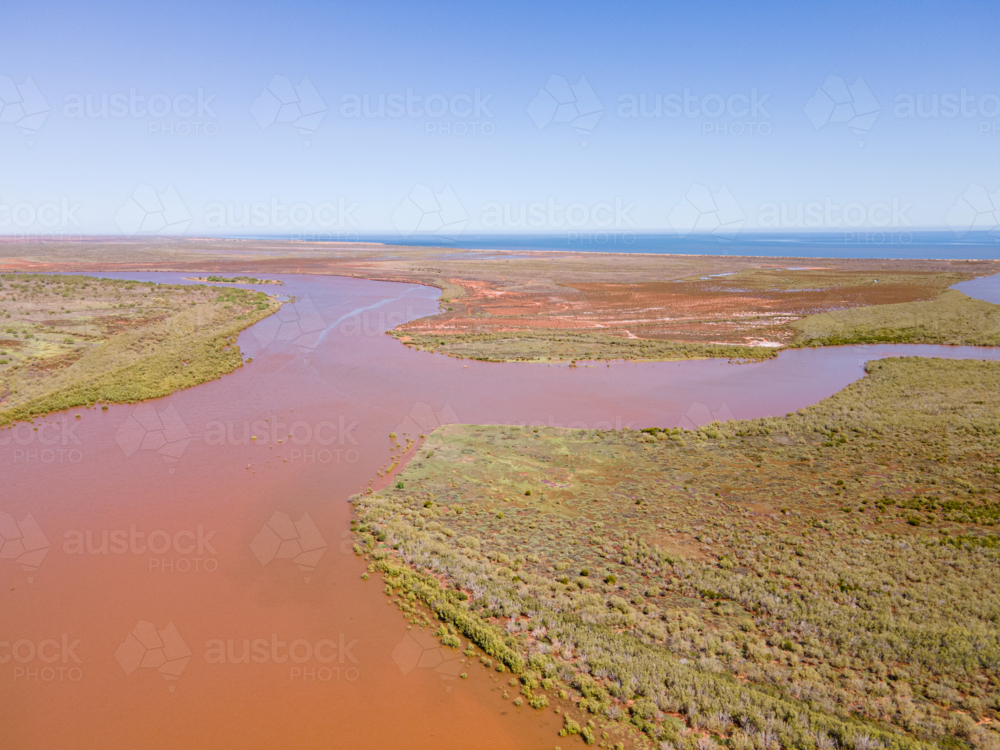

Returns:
2,270,998,749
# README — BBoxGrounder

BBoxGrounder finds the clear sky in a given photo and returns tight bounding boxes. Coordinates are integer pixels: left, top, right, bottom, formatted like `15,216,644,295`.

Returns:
1,0,999,241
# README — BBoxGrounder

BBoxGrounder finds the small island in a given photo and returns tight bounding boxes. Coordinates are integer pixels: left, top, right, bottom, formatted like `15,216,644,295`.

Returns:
185,275,285,286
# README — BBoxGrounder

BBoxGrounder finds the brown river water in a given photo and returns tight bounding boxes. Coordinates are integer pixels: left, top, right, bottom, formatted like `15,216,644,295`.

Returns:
3,271,999,749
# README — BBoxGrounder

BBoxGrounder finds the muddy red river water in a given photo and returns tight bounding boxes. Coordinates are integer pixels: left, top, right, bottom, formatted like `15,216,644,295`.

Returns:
2,272,999,749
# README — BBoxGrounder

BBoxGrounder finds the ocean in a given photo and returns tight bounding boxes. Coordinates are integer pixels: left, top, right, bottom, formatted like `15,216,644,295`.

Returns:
277,230,1000,260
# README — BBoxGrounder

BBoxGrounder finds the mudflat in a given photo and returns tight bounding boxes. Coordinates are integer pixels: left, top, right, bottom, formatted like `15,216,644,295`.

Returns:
3,239,998,362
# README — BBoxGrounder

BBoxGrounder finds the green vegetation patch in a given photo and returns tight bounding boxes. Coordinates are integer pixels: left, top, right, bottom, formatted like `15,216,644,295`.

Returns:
0,274,280,425
355,357,1000,750
792,290,1000,347
679,267,967,293
189,275,284,285
391,329,779,364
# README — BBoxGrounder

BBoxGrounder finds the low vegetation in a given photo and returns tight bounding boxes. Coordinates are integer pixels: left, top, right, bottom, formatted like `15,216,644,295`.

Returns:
186,275,284,285
791,290,1000,347
391,269,1000,363
0,273,280,425
391,329,779,364
354,357,1000,750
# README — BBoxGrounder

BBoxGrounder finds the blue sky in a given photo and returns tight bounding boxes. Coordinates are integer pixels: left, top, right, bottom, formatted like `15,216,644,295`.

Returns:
1,0,999,241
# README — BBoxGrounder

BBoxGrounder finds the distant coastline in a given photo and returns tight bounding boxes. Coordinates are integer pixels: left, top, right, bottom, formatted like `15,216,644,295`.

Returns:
223,230,1000,260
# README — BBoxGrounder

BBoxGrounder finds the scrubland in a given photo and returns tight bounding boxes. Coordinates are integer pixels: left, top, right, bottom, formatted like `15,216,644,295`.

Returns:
355,357,1000,750
0,273,279,425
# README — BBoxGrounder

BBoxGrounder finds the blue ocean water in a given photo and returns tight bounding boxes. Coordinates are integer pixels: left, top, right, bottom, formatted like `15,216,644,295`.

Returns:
276,231,1000,260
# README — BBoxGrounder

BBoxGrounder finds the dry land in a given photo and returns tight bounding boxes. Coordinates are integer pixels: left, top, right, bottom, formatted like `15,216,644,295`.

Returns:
790,291,1000,348
354,357,1000,750
0,272,280,425
1,239,997,363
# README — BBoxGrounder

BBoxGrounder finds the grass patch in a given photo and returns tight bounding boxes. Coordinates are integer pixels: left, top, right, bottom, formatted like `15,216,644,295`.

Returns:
186,276,284,285
0,273,280,425
791,290,1000,347
390,329,779,364
355,357,1000,750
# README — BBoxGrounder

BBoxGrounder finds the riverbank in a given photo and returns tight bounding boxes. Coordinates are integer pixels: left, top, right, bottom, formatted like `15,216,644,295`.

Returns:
0,273,281,426
354,356,1000,750
3,240,998,364
4,265,1000,750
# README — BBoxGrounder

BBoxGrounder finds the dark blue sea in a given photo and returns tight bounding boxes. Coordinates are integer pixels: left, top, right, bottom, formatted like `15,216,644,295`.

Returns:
253,230,1000,260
